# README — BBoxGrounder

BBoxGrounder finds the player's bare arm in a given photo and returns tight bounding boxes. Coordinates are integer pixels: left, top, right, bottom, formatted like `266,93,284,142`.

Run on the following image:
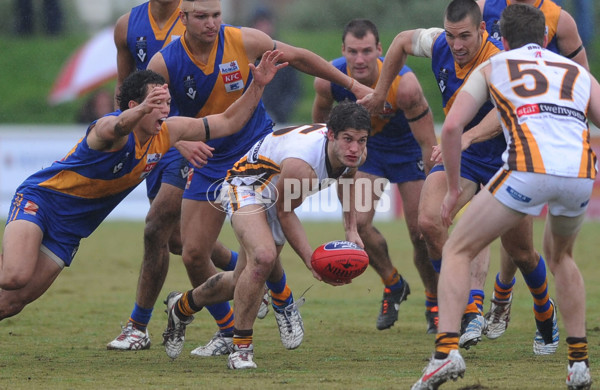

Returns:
359,28,440,114
312,77,335,123
113,12,134,109
166,50,285,144
242,27,371,100
338,169,363,249
90,84,171,151
275,158,320,276
147,52,171,84
556,10,589,70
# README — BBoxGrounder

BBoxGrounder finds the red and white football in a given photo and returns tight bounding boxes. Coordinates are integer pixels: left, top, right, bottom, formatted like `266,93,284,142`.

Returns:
310,240,369,282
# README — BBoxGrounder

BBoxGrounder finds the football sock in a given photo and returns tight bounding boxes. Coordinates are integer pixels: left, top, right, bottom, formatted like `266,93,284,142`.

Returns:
233,328,253,348
175,290,202,318
471,289,485,314
206,302,235,335
567,337,589,367
464,291,479,315
271,285,294,311
434,332,459,359
493,274,515,301
382,268,404,291
522,255,553,322
220,250,238,272
129,303,153,332
269,273,294,310
425,291,438,310
430,258,441,273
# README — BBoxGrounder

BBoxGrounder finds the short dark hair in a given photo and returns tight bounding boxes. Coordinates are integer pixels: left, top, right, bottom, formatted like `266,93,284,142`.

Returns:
500,4,546,49
116,70,166,112
342,19,379,45
327,100,371,136
445,0,481,26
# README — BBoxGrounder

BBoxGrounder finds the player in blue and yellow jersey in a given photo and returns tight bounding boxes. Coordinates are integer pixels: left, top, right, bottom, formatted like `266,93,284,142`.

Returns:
0,50,284,336
413,5,598,388
162,101,370,369
148,0,371,357
475,0,589,344
313,19,439,333
109,0,244,351
479,0,589,69
360,0,557,354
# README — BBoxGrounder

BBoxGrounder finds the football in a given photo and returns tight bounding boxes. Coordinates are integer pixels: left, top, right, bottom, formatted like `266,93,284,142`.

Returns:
310,240,369,282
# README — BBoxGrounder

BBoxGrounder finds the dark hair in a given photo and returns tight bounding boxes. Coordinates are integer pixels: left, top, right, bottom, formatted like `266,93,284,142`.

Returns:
445,0,481,26
342,19,379,45
116,70,166,112
327,100,371,136
500,4,546,49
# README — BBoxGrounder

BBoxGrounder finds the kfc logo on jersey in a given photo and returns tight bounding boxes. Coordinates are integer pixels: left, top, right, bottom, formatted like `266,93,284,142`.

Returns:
219,61,244,93
490,21,501,41
135,37,148,64
184,75,197,100
140,153,161,179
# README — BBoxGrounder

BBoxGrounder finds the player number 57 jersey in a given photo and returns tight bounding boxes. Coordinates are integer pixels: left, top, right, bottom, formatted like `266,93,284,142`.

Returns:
488,44,596,179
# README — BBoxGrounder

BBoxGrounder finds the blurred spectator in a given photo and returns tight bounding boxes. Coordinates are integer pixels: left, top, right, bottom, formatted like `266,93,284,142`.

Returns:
14,0,63,36
76,89,114,124
250,7,302,124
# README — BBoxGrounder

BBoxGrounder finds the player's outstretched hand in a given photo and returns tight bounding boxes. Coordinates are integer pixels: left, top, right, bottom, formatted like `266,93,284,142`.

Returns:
249,50,288,88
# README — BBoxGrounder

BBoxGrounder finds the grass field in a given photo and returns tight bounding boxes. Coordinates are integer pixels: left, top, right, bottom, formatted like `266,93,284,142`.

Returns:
0,219,599,389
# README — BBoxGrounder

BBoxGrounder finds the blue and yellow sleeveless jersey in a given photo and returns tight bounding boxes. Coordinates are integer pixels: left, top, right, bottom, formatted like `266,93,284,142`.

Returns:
329,57,420,154
160,24,273,177
431,31,506,165
11,112,172,238
482,0,561,54
126,1,186,71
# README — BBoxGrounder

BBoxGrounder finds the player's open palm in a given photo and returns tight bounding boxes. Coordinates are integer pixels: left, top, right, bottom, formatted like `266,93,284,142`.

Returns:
250,50,287,88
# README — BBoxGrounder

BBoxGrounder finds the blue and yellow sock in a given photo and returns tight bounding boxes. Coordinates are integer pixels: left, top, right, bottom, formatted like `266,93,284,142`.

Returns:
522,255,553,323
471,289,485,314
206,302,234,336
268,272,294,310
382,268,404,292
494,274,515,302
129,303,153,332
220,250,238,272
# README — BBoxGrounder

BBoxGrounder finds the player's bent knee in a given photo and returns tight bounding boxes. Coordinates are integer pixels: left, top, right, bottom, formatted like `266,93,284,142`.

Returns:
251,248,277,273
0,274,31,291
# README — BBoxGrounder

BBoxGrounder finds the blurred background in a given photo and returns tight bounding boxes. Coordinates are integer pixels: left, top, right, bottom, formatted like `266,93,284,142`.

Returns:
0,0,597,125
0,0,598,220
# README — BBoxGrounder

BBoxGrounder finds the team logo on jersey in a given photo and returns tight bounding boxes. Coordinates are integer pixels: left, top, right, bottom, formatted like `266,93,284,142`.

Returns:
437,68,449,94
140,153,161,179
184,75,197,100
112,152,131,175
24,200,39,216
136,36,148,63
490,21,501,41
378,102,395,120
219,61,244,93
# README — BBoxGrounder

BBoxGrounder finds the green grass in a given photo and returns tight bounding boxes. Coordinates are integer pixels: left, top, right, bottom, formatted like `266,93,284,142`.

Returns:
1,219,599,389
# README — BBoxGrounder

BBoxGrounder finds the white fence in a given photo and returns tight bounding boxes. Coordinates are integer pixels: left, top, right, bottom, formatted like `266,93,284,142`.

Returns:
0,125,397,222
